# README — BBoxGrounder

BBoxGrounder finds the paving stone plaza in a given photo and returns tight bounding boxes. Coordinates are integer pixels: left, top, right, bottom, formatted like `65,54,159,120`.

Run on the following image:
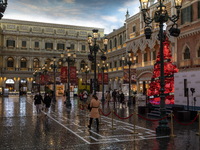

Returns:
0,96,199,150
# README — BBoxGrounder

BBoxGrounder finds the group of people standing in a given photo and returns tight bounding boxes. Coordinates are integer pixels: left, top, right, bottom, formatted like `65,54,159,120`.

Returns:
34,92,52,116
105,89,125,107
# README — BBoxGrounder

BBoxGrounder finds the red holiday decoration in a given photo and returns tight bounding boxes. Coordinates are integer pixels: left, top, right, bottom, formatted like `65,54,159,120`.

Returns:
147,37,178,105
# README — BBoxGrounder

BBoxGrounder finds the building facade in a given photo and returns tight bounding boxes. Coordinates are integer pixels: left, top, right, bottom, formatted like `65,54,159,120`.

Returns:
105,0,200,97
0,19,104,95
0,0,200,98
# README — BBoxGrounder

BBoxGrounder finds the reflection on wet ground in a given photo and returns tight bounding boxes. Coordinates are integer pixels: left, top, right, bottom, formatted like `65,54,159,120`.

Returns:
0,96,199,150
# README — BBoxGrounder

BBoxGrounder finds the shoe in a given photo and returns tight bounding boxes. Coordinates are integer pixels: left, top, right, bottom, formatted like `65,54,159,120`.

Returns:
88,125,91,129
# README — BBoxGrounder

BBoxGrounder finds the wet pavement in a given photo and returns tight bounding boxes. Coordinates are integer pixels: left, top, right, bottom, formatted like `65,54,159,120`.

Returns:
0,95,200,150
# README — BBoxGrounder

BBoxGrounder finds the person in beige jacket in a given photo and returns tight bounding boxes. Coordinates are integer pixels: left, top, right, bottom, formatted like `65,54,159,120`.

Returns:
88,95,101,131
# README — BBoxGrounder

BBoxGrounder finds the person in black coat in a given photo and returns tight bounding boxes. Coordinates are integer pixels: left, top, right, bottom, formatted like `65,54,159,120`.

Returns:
34,92,43,115
43,93,52,114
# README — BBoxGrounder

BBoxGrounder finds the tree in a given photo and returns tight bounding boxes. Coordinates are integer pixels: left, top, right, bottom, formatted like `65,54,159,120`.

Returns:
148,37,178,105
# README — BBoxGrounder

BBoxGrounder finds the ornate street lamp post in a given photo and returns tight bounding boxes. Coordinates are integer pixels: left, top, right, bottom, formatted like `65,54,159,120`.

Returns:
88,29,108,95
50,57,57,102
122,51,136,106
81,65,90,90
139,0,182,135
0,0,8,19
33,69,41,93
100,60,108,103
61,47,76,107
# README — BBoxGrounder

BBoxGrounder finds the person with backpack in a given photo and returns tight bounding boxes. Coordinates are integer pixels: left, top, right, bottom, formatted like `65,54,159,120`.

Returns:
34,92,43,116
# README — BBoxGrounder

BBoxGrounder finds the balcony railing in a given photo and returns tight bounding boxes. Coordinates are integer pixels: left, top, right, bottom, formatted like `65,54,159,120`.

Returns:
179,59,191,67
129,32,136,39
193,58,200,66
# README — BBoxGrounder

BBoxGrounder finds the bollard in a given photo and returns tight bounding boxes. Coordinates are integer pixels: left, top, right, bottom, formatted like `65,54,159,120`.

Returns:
110,110,116,130
170,112,176,137
131,111,138,134
196,111,200,136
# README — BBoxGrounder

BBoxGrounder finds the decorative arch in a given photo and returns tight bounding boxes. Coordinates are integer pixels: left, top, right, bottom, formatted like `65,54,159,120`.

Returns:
33,58,40,69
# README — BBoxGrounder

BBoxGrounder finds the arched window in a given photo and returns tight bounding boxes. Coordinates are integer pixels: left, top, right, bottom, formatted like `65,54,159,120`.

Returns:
20,58,27,68
80,60,86,69
109,40,112,49
45,59,52,69
7,57,14,68
198,47,200,57
119,35,123,45
114,38,117,47
33,58,39,68
153,51,157,60
183,47,190,60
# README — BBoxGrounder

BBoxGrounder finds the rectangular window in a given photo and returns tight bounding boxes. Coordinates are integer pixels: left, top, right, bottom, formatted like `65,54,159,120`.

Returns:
181,5,193,25
110,62,112,68
6,40,15,47
82,45,86,51
133,26,136,32
22,41,26,48
21,62,26,68
35,42,39,48
198,2,200,19
7,61,14,68
57,43,65,50
120,60,123,67
70,44,75,50
45,43,53,50
114,61,117,68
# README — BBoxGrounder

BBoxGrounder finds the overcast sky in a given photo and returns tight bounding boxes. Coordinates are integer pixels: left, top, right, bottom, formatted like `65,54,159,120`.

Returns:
3,0,140,34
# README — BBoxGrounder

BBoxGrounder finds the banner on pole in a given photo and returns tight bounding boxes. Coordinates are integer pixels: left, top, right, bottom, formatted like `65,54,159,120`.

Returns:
98,73,108,84
123,69,136,84
70,66,77,85
61,67,67,83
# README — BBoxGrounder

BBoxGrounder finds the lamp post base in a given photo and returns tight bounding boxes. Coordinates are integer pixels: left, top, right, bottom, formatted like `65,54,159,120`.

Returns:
156,120,170,136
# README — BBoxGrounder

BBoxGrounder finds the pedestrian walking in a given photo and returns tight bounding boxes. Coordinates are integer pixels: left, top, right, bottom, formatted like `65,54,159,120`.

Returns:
88,95,101,131
112,89,117,108
34,92,43,116
43,93,52,114
105,91,111,106
119,91,125,107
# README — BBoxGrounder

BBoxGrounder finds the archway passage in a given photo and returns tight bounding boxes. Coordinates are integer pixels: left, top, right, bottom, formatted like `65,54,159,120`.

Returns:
5,79,15,91
19,79,27,95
